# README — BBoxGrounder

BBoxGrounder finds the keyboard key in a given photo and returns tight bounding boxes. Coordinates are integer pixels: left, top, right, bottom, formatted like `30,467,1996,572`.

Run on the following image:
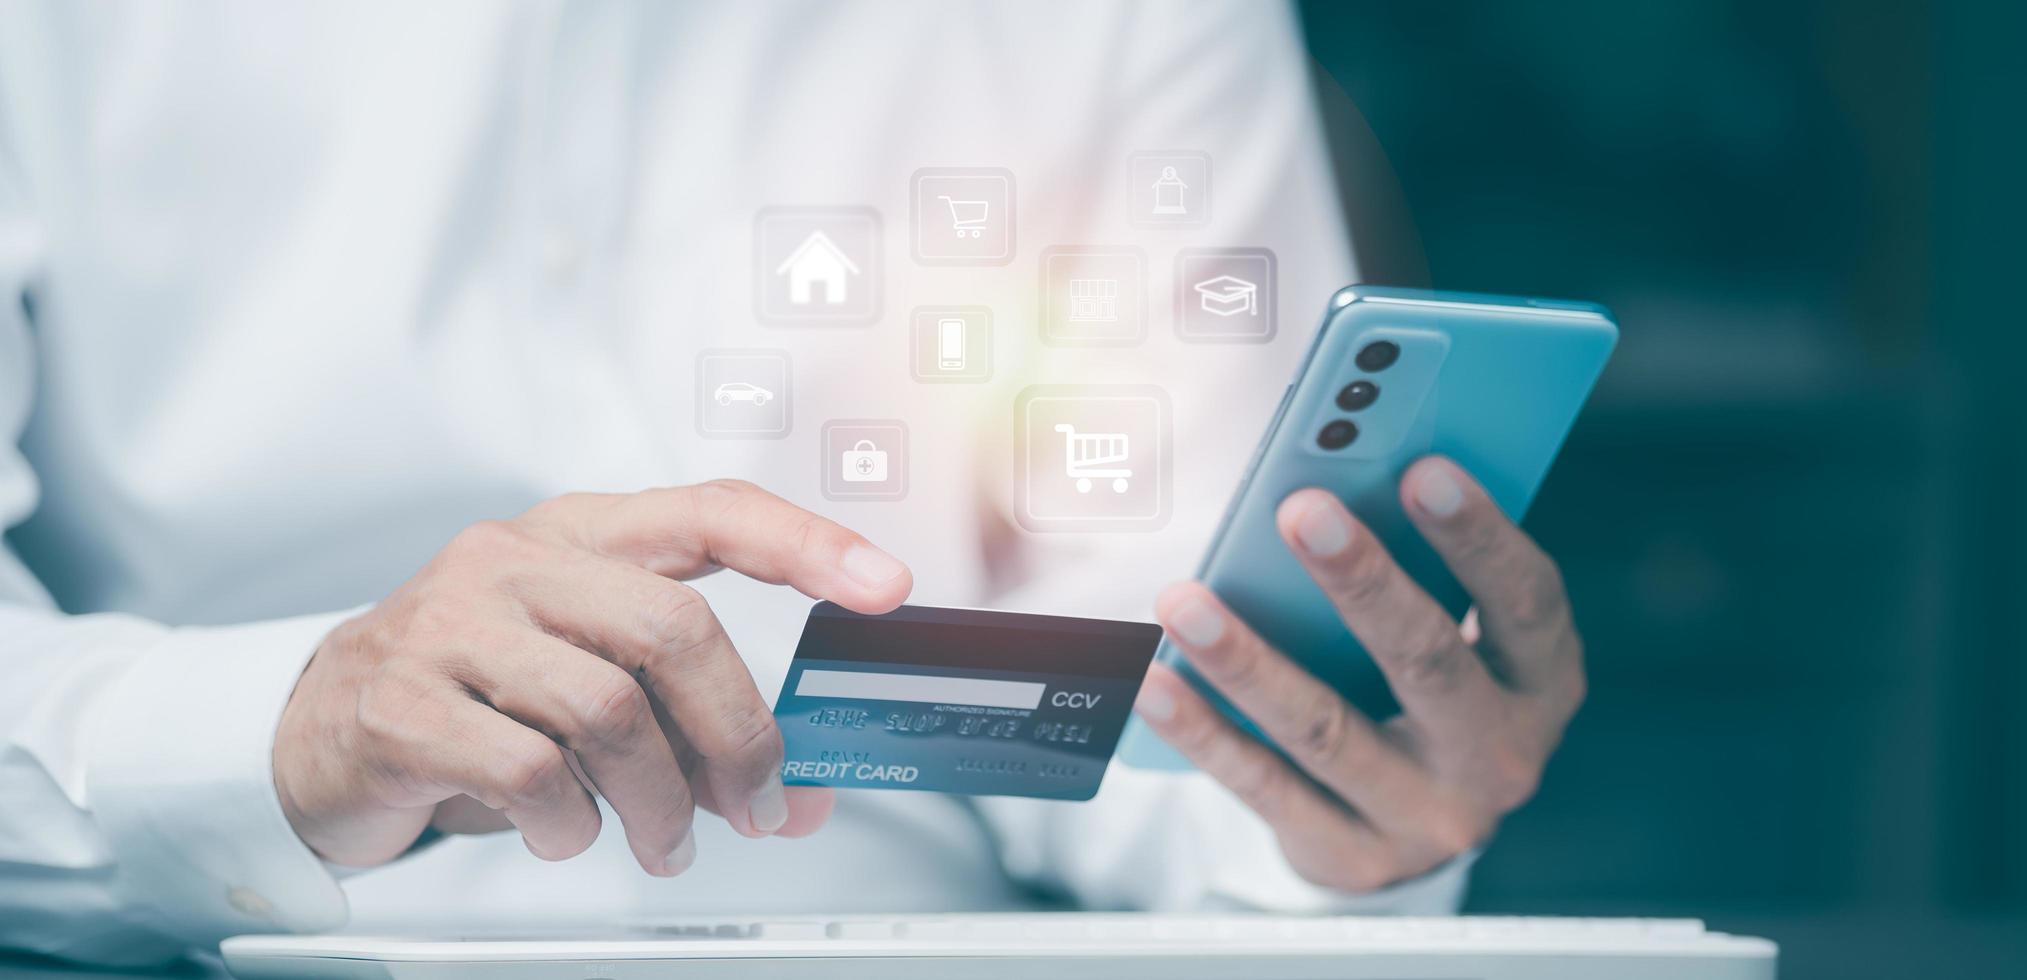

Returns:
646,924,719,939
959,919,1029,941
1086,918,1156,942
1638,918,1709,938
750,921,828,941
893,919,963,941
827,921,895,941
1022,920,1093,942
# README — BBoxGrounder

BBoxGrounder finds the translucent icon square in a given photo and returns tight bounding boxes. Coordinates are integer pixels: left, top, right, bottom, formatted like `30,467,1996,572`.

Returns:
1128,151,1211,228
1175,248,1276,343
697,350,791,439
822,420,908,501
753,207,882,325
910,307,992,383
911,168,1015,266
1038,246,1146,347
1015,385,1172,532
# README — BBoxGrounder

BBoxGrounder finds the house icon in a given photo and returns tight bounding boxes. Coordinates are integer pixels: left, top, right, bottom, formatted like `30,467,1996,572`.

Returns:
774,230,860,305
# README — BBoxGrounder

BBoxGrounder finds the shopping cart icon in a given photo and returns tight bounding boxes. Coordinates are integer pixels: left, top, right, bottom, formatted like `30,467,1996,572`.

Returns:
1053,423,1132,494
937,195,990,239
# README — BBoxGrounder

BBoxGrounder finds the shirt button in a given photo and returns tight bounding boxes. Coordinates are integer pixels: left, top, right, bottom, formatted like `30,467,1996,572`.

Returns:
227,885,274,919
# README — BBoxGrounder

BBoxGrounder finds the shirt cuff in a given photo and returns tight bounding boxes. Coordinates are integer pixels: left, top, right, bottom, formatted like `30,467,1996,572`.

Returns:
85,609,357,947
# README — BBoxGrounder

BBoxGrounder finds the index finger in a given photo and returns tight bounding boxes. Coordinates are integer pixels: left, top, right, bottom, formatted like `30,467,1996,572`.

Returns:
512,552,791,840
1274,489,1507,748
1399,456,1580,697
1151,583,1433,829
526,480,913,613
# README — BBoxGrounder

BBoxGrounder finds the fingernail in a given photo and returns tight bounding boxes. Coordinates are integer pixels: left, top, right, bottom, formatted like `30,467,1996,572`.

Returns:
1167,597,1226,647
749,777,789,834
1414,464,1465,518
1295,501,1351,556
1135,682,1176,722
661,829,696,876
842,545,906,590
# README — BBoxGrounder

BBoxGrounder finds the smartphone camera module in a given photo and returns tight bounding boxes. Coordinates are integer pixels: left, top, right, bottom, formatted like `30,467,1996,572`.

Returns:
1335,380,1378,412
1355,341,1399,372
1316,419,1359,450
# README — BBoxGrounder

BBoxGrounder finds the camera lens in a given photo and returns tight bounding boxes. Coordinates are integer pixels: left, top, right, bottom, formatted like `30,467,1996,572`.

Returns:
1355,340,1400,372
1335,380,1378,412
1316,419,1359,450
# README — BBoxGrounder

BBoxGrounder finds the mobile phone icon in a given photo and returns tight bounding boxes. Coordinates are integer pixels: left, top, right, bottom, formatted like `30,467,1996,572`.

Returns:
910,307,991,383
938,318,967,371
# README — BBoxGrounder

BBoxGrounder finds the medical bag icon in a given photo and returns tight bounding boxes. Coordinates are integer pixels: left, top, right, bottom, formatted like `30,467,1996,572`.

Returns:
822,420,907,501
841,440,888,482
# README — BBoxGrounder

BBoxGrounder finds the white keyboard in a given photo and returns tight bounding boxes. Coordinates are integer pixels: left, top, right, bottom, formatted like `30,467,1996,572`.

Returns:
223,913,1779,980
646,913,1715,944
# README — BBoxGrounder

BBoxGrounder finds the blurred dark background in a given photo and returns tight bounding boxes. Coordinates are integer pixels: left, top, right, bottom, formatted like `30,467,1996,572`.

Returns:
1297,1,2026,977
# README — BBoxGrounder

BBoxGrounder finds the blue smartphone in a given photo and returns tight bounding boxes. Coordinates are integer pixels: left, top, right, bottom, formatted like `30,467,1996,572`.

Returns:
1117,285,1617,770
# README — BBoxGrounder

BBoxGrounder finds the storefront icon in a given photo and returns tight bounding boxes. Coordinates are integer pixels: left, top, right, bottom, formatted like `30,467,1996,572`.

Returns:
1068,279,1119,323
1039,246,1145,346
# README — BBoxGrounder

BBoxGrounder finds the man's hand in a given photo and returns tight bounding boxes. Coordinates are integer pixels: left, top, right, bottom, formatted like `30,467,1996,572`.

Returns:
1132,456,1584,892
273,480,912,877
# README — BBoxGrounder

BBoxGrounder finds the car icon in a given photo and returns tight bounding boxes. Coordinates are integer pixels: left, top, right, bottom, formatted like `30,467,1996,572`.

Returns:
713,381,775,406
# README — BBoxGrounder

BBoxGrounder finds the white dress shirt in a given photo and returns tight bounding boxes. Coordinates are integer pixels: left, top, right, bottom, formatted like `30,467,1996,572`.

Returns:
0,0,1468,965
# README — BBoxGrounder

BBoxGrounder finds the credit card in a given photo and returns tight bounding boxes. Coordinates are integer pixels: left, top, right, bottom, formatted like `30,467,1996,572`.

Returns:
773,602,1162,801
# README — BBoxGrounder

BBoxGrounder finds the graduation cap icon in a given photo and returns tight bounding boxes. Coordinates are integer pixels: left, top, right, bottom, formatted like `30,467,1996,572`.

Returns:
1193,275,1258,317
